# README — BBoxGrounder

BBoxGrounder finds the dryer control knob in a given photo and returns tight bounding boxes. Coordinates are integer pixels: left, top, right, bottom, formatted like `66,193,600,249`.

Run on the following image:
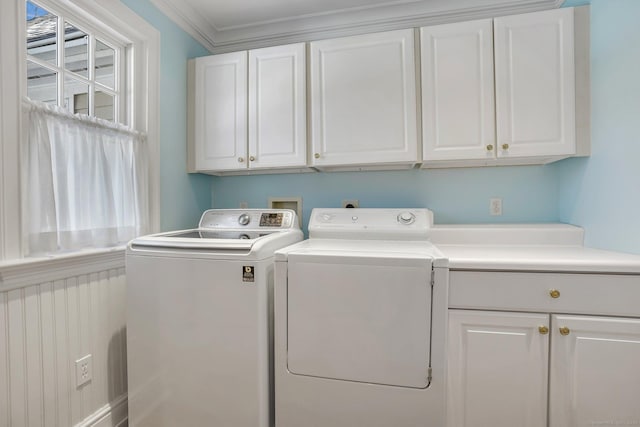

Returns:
397,211,416,225
238,213,251,226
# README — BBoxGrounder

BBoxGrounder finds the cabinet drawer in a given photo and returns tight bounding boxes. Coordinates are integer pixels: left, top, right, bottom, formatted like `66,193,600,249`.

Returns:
449,271,640,317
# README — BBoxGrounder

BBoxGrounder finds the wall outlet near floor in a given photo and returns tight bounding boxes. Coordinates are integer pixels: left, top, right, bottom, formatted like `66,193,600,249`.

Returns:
490,198,503,216
75,354,92,388
342,199,359,208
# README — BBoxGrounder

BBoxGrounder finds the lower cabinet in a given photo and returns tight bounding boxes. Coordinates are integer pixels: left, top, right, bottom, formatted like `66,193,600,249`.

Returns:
448,310,640,427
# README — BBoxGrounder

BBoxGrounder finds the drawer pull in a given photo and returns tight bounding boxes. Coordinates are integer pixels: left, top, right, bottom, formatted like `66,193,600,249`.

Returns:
549,289,561,299
538,326,549,335
486,144,494,151
559,327,571,336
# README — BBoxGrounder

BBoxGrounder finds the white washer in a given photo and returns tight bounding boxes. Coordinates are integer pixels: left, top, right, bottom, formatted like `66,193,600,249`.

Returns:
126,209,303,427
274,208,448,427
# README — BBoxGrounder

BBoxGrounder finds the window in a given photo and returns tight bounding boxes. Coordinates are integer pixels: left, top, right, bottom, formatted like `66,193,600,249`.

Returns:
0,0,159,260
26,1,124,122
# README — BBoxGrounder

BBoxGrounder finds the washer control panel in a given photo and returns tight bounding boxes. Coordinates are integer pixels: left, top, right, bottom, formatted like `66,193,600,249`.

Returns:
199,209,298,230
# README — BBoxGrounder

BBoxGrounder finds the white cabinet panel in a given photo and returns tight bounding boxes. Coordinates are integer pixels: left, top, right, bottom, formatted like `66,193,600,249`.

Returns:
249,43,306,169
494,8,575,158
447,310,549,427
194,52,248,171
310,29,418,169
421,19,495,162
550,315,640,427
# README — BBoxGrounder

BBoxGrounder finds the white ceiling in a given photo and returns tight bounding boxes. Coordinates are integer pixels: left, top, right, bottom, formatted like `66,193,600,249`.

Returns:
149,0,564,52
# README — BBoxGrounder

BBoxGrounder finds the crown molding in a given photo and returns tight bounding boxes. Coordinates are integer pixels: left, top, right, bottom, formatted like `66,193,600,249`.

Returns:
149,0,564,53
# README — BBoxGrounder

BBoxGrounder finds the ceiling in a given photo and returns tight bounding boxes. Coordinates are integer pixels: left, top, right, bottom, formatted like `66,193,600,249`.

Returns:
149,0,564,52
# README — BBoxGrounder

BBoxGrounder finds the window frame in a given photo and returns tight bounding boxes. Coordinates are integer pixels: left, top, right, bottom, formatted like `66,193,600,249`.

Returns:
0,0,160,261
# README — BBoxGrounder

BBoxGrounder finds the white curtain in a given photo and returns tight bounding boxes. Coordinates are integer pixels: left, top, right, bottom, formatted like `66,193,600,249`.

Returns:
22,99,149,255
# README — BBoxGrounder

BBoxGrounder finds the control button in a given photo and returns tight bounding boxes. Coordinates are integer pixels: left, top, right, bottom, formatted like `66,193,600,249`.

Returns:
321,214,332,222
397,212,416,225
352,216,358,221
238,213,251,226
239,234,250,239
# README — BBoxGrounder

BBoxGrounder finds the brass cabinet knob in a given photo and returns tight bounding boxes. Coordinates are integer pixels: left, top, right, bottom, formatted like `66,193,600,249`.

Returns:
249,156,255,162
238,157,244,163
486,144,494,151
314,153,320,159
549,289,561,299
502,143,510,150
539,326,549,335
559,327,571,336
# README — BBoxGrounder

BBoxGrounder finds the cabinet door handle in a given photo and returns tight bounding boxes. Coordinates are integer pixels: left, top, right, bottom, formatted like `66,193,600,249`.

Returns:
538,326,549,335
549,289,561,299
249,156,255,162
314,153,320,159
502,143,510,150
559,327,571,336
486,144,494,151
238,157,244,163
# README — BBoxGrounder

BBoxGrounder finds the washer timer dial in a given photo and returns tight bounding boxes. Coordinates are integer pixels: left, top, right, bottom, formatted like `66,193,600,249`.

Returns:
238,213,251,226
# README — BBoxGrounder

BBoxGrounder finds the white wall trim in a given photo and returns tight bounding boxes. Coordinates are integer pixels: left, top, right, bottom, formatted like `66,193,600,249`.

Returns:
75,393,128,427
0,0,24,260
150,0,564,53
0,249,125,292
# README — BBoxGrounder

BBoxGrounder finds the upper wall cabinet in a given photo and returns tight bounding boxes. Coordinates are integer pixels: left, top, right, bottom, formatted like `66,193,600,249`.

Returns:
309,29,419,171
189,43,307,175
421,7,586,167
420,19,496,163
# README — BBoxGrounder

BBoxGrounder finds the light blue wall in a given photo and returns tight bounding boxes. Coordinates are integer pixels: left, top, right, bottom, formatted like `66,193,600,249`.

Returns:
555,0,640,255
121,0,212,231
212,166,560,232
124,0,640,253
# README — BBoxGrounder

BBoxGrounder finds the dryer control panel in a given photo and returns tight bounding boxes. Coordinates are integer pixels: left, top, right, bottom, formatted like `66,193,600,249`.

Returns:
309,208,433,240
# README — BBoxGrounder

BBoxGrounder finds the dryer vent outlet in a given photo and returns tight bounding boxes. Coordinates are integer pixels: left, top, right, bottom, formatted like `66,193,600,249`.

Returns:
342,200,359,208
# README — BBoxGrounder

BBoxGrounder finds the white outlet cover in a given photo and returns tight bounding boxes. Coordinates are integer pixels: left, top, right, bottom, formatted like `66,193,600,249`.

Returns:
75,354,92,388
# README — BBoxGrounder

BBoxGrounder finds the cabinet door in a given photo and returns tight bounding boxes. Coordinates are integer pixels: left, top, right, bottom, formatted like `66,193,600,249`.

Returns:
447,310,549,427
494,8,575,158
550,315,640,427
421,19,495,162
249,43,306,169
310,29,418,168
194,52,247,171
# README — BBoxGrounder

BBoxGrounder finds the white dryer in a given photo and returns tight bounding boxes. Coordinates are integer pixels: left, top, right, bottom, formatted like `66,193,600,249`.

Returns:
126,209,303,427
274,208,448,427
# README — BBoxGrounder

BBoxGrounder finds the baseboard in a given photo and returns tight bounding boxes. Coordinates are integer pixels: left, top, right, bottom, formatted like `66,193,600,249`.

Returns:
75,394,128,427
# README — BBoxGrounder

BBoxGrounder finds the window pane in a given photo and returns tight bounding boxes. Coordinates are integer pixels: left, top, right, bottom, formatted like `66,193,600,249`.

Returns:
95,91,115,122
64,75,89,114
27,60,57,104
64,22,88,77
26,1,57,66
95,40,115,89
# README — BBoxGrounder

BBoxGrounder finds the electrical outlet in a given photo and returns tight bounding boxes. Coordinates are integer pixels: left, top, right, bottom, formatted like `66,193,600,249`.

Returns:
342,199,359,208
490,198,503,216
75,354,92,388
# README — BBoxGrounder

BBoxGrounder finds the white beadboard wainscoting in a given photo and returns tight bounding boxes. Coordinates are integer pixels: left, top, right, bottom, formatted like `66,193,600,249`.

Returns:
0,249,128,427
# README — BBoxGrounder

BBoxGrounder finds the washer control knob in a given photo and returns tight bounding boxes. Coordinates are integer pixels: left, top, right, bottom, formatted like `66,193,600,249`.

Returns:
238,213,251,226
239,233,250,240
397,211,416,225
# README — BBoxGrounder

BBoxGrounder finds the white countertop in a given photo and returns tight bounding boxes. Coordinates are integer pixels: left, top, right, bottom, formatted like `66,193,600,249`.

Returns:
431,224,640,274
437,244,640,273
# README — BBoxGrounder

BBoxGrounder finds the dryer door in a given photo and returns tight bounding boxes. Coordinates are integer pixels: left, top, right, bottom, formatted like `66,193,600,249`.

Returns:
286,251,433,389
